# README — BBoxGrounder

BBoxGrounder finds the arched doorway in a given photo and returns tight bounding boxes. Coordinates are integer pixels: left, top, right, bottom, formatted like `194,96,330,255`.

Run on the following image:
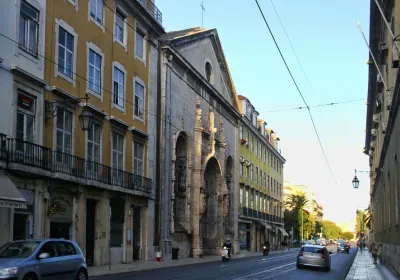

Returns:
200,157,222,255
172,132,191,257
224,156,233,234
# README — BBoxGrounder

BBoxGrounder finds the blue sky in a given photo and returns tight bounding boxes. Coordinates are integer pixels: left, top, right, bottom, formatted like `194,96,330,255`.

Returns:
156,0,371,229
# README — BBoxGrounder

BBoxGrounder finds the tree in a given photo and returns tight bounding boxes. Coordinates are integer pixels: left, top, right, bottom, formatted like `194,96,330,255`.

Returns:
320,220,342,239
340,231,354,241
284,192,310,240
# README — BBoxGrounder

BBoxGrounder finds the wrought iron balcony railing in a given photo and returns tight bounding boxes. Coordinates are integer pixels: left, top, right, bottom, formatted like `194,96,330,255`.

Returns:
241,207,284,224
137,0,162,24
0,136,152,194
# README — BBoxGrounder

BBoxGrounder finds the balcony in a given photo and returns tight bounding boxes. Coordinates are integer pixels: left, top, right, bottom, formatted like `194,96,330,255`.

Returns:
137,0,162,24
0,136,152,196
240,207,284,224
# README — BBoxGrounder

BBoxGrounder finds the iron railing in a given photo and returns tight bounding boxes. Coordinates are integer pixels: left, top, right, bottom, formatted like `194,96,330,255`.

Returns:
241,207,283,224
1,137,152,194
136,0,162,24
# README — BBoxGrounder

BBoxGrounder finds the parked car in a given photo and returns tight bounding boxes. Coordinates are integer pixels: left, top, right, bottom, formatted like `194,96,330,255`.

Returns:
296,244,332,271
0,239,88,280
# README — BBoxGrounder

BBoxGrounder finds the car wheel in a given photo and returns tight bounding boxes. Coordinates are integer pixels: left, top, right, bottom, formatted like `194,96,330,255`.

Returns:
296,263,301,269
76,270,87,280
23,274,37,280
325,266,330,272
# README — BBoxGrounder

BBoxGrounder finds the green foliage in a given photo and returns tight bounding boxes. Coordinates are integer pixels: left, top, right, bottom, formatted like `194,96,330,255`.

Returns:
340,231,354,240
321,220,342,239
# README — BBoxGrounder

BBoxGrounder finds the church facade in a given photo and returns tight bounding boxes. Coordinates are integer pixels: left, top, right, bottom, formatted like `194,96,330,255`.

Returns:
156,28,242,259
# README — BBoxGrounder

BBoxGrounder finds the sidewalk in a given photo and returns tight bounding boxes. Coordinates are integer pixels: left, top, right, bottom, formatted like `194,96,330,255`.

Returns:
345,249,399,280
89,248,299,277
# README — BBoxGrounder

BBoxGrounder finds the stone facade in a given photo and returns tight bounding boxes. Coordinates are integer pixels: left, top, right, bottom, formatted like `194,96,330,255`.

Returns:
157,28,241,259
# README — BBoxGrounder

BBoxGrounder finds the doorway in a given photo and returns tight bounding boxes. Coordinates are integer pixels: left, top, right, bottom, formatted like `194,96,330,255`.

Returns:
85,199,97,266
132,206,141,260
13,214,27,241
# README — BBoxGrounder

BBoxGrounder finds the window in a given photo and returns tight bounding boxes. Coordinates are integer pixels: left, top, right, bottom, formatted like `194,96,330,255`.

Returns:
113,66,125,108
56,110,73,164
16,92,35,143
57,241,76,256
260,170,262,186
134,81,145,119
255,167,258,184
87,123,101,175
58,27,74,78
250,191,254,209
264,197,267,213
88,49,102,95
259,144,262,159
255,141,258,156
115,9,126,44
205,62,213,83
270,177,272,191
90,0,103,24
250,164,253,180
246,131,249,144
264,172,266,187
240,162,243,176
245,189,249,207
250,135,254,151
255,193,258,210
135,29,145,60
112,132,124,171
239,187,243,208
240,125,243,139
246,165,249,179
133,141,144,176
19,0,39,55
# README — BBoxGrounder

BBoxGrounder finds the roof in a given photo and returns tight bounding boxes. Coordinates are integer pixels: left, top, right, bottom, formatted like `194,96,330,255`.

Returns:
159,27,212,42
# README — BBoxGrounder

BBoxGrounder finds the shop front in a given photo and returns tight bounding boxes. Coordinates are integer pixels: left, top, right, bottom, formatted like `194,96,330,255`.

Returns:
238,221,251,252
48,194,73,240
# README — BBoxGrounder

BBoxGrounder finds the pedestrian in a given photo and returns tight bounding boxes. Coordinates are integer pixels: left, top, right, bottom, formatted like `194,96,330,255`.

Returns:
377,244,383,264
370,242,378,264
359,239,363,252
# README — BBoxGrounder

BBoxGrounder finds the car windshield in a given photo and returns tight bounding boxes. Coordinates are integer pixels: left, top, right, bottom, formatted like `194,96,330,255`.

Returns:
0,241,41,258
303,247,324,254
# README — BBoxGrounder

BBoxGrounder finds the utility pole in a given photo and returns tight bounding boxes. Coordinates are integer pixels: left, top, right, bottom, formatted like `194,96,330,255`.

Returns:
301,209,304,242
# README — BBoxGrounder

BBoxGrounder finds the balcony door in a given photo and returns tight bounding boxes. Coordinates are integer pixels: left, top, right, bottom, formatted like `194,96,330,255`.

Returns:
55,110,73,172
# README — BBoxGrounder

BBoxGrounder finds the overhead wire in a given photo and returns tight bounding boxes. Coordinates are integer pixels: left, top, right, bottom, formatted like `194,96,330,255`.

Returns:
254,0,337,184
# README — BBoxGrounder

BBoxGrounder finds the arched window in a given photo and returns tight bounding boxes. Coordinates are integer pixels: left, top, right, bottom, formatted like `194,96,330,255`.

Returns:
205,62,213,83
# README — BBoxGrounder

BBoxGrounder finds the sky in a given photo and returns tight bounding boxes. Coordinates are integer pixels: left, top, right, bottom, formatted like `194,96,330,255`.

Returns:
156,0,371,230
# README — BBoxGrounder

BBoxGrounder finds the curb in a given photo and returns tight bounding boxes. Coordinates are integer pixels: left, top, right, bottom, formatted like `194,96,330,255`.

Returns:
90,249,299,278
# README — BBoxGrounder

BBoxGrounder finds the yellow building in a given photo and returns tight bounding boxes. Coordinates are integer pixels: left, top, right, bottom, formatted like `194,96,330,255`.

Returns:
237,95,287,252
0,0,165,267
364,0,400,276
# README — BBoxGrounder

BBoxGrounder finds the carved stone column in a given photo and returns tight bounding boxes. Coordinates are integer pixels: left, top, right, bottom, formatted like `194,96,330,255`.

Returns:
208,106,216,155
192,99,203,258
170,134,176,234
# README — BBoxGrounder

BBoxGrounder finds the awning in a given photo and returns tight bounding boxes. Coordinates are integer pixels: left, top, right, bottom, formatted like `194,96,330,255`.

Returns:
278,227,289,237
259,221,272,230
0,174,27,209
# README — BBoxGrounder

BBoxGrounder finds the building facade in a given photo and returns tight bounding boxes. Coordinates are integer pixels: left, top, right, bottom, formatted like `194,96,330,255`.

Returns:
237,95,287,252
156,27,241,259
0,0,165,267
0,0,47,246
364,0,400,276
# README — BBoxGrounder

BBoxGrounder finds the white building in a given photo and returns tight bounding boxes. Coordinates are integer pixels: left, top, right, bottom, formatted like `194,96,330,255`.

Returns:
0,0,47,245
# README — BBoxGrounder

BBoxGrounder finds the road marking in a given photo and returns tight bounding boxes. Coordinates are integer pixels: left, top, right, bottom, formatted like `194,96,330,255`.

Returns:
232,262,297,280
263,267,296,279
246,253,298,263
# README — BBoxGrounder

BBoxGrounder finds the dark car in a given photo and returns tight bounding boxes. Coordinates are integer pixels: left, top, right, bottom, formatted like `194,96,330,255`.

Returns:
337,242,350,254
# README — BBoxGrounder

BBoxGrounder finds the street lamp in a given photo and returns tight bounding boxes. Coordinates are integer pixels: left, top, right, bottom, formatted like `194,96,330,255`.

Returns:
352,169,375,189
45,93,93,131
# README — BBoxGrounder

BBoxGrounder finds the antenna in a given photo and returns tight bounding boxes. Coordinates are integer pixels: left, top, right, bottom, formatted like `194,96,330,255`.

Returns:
201,1,205,28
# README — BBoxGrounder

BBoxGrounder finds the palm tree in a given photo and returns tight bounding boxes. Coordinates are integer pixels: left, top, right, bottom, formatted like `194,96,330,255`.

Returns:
285,192,309,241
363,205,371,229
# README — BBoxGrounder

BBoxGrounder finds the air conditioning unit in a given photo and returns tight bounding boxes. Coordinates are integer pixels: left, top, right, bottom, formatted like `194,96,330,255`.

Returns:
371,129,377,136
379,42,389,52
373,114,380,123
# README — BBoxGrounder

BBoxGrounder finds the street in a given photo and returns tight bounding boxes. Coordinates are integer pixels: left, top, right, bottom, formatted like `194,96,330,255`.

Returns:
93,245,358,280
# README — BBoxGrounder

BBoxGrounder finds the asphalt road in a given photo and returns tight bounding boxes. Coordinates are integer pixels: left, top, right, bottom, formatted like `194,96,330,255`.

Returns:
94,245,357,280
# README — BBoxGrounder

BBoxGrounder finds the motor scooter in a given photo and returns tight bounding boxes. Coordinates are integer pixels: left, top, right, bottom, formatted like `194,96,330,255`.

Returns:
222,246,231,262
263,246,270,256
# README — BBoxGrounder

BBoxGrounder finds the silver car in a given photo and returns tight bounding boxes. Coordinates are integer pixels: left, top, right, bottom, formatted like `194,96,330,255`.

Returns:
296,244,331,271
0,239,88,280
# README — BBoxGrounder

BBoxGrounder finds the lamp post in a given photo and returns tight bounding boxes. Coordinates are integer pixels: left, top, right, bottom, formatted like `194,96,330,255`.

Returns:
45,93,93,131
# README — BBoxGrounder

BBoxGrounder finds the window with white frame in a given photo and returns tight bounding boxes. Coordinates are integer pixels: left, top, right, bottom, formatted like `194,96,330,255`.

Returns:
260,170,262,186
113,66,125,107
259,143,262,158
56,110,73,164
245,165,249,179
58,27,74,78
264,172,266,188
88,49,102,95
264,148,267,162
87,123,101,175
240,125,243,139
112,132,124,171
134,81,145,119
135,28,145,60
19,0,39,55
240,162,243,176
250,164,253,180
255,140,258,156
245,188,249,208
246,130,249,143
90,0,103,24
255,167,258,184
255,192,258,211
250,135,254,151
239,187,243,208
115,9,126,44
16,92,35,143
264,196,267,213
250,190,254,209
133,141,144,176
